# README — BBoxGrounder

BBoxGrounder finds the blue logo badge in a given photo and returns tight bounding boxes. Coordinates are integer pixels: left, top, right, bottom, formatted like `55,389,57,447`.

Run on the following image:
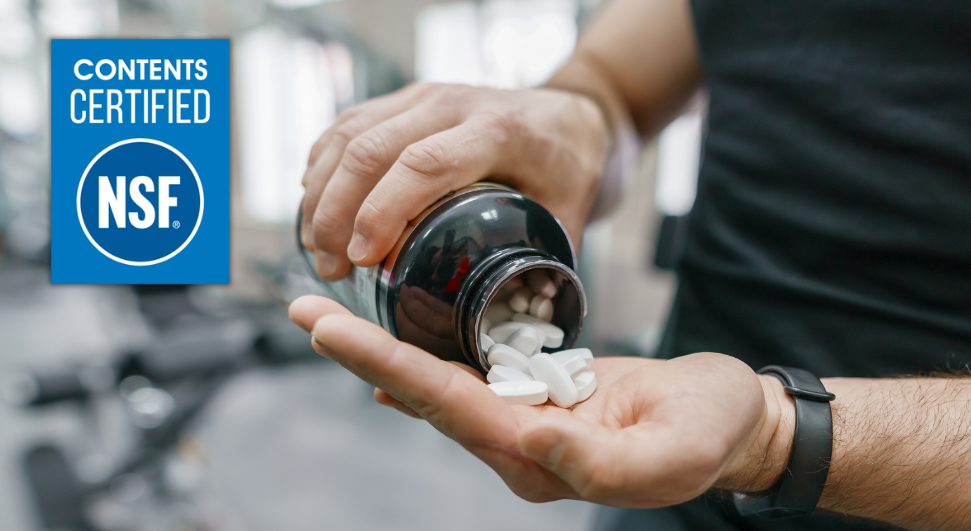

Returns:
51,39,229,284
77,139,204,265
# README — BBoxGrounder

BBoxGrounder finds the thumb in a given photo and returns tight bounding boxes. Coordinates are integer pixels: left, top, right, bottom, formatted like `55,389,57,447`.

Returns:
517,417,629,503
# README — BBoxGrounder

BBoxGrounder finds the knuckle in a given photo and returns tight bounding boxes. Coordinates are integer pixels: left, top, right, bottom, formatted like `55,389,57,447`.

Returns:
356,195,395,233
335,102,365,123
432,83,474,107
342,133,390,177
307,132,333,166
410,81,438,95
475,110,517,144
311,207,347,244
330,124,356,147
399,139,452,179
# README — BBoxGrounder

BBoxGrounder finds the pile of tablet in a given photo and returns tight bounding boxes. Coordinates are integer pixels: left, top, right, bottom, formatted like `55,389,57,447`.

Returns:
479,270,596,408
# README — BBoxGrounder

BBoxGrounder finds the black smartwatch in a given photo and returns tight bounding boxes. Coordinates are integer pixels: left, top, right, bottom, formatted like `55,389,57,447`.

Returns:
733,365,835,518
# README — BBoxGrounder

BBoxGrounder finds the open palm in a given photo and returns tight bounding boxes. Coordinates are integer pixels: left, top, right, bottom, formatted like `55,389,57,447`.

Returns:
289,295,777,509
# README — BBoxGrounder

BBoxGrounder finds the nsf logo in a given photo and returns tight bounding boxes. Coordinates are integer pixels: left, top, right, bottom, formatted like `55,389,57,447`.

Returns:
51,39,228,284
77,139,204,265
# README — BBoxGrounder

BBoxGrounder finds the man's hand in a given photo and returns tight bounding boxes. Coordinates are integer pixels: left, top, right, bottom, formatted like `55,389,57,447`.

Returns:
289,295,794,507
298,0,705,283
299,84,609,281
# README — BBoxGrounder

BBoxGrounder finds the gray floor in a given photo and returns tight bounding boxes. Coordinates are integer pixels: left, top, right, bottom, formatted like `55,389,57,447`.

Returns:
0,262,594,531
197,364,594,531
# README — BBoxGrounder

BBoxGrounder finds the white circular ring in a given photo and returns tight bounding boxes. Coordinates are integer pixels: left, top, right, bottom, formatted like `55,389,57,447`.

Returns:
76,138,205,266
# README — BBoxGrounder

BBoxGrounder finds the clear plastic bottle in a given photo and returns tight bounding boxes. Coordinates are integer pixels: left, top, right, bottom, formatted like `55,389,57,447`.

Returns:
297,184,586,374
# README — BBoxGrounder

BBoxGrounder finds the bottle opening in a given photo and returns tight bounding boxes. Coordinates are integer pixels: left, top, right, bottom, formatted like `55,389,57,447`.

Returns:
457,250,586,373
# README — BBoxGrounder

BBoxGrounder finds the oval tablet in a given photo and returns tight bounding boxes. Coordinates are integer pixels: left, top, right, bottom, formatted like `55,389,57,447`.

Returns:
481,316,493,334
511,314,565,348
527,269,557,299
485,302,514,324
528,295,554,322
552,351,588,378
479,333,495,353
511,312,537,323
503,325,541,356
488,380,548,406
508,287,533,314
487,343,531,373
493,277,522,302
573,370,597,403
552,348,593,370
487,321,527,343
487,365,533,384
528,353,578,408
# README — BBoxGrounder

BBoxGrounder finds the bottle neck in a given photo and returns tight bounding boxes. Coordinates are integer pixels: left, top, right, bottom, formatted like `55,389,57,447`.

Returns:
455,248,586,373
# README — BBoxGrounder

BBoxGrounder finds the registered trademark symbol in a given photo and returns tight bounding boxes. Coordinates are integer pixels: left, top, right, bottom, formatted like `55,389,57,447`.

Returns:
173,220,181,229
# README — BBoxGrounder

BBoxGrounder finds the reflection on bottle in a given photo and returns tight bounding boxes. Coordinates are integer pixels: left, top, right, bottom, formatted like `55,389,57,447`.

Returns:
297,184,585,372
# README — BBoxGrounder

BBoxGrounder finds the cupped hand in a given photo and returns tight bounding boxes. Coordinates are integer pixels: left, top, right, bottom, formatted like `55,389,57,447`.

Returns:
299,83,609,281
288,295,793,508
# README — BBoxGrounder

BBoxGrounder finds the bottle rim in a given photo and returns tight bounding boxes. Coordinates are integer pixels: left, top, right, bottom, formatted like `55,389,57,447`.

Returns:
455,249,586,373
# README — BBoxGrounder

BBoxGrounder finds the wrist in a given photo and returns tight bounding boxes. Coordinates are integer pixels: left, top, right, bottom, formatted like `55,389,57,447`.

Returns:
550,87,640,222
539,86,613,158
534,86,620,227
716,374,796,493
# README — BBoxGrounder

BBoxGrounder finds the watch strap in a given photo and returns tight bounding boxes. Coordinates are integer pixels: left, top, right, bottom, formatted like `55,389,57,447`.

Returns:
733,365,834,518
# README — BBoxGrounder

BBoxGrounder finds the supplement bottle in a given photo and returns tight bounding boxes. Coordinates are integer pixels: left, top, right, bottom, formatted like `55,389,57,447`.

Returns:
296,184,586,374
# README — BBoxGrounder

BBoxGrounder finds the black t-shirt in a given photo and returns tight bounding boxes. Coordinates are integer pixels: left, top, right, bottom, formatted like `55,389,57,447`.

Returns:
657,2,970,529
668,0,971,379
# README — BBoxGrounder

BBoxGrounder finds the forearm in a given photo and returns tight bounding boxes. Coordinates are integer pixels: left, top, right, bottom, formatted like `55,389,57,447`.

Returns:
545,0,702,139
817,377,971,530
543,0,701,222
731,375,971,530
545,55,630,150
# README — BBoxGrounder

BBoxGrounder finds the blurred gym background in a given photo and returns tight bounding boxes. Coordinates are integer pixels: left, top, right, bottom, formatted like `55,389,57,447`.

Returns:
0,0,701,529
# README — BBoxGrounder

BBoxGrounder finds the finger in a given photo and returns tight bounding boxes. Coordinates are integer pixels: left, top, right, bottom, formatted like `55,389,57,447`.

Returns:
302,84,429,188
448,360,487,383
315,311,578,503
312,104,464,279
300,85,430,260
302,90,393,180
288,295,353,332
309,335,333,360
347,115,511,267
301,105,403,257
374,388,422,419
516,417,719,507
301,121,357,250
311,313,518,446
302,126,337,188
303,101,371,179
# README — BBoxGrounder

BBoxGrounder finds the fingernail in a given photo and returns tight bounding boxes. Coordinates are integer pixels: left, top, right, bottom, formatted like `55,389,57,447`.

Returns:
310,334,333,360
315,250,338,277
519,430,564,466
347,233,368,262
300,223,314,249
